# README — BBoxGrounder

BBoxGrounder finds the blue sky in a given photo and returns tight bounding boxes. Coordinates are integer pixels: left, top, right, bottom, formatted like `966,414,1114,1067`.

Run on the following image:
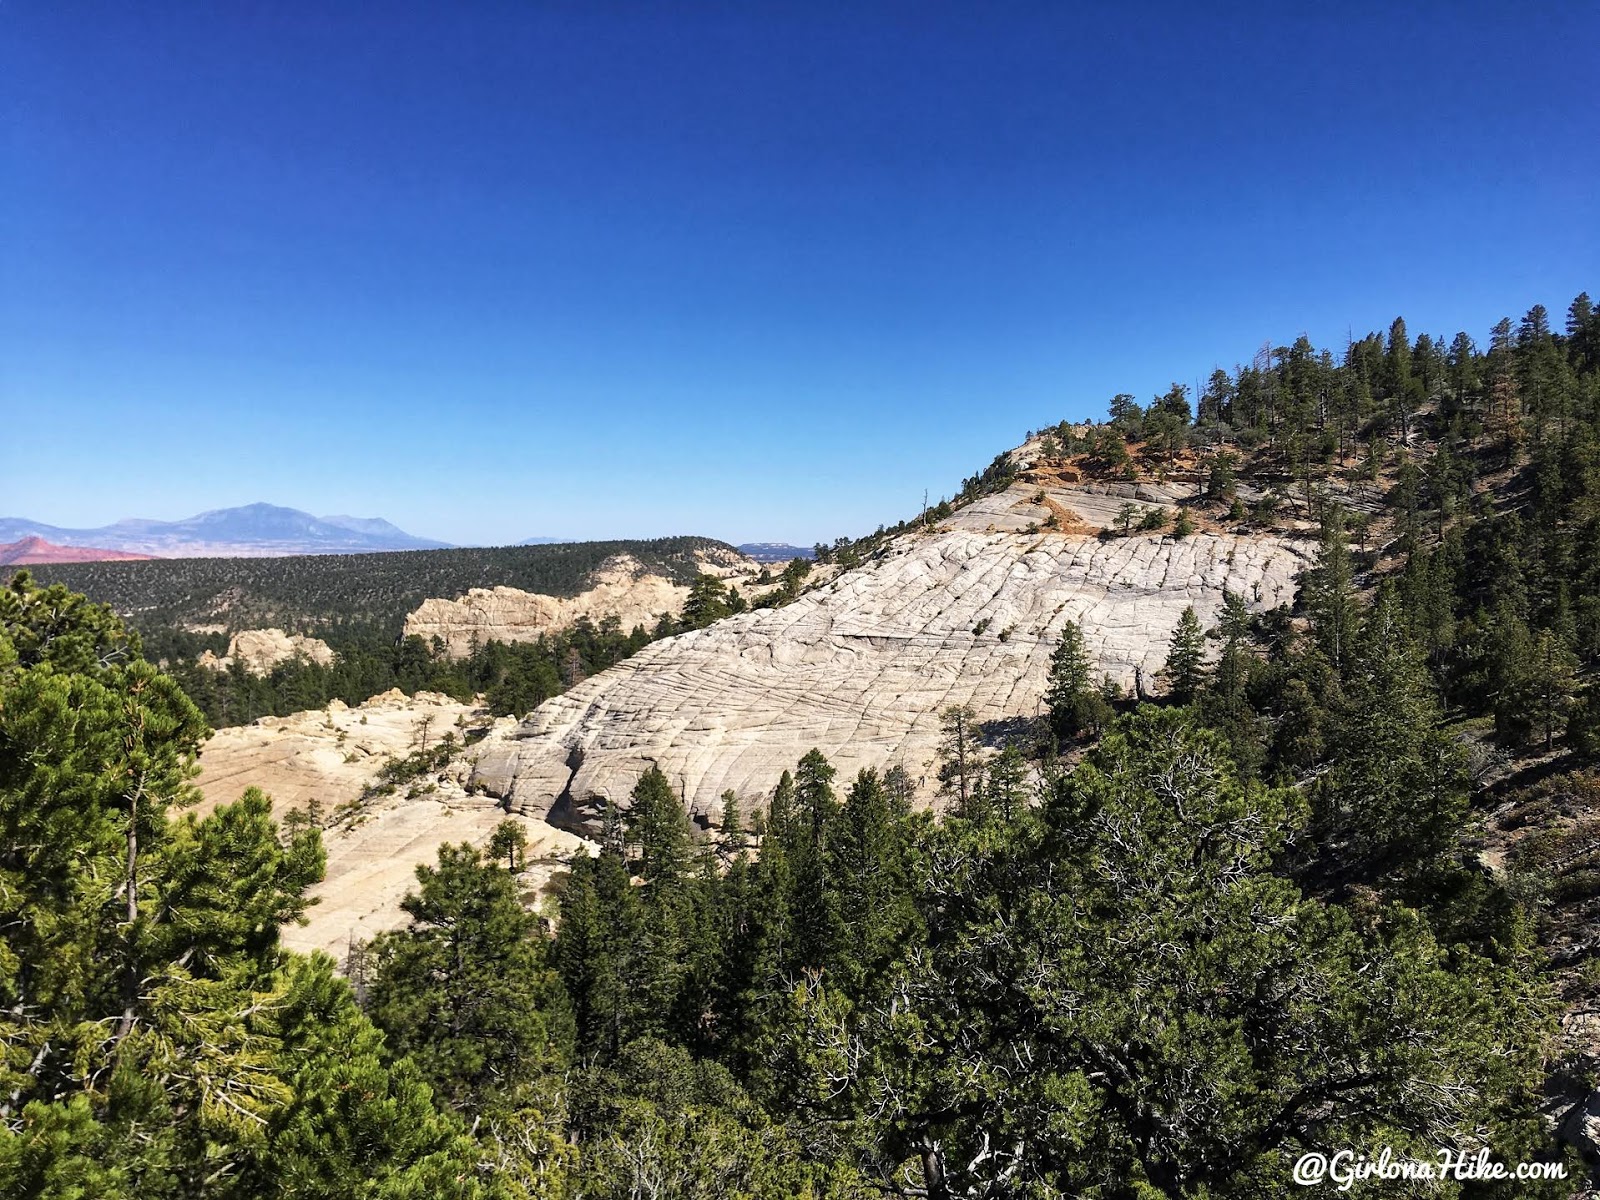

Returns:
3,2,1596,547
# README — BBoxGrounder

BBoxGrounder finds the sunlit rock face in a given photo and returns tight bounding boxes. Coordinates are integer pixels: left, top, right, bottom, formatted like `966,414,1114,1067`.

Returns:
473,481,1311,832
196,627,336,674
193,689,589,958
402,549,761,658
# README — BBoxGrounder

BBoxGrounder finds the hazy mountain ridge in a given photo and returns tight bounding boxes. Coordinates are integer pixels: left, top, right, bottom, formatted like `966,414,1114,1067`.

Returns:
0,503,450,557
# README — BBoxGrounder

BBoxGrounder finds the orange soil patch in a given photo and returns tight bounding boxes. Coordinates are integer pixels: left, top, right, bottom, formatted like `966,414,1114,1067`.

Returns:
1039,495,1095,535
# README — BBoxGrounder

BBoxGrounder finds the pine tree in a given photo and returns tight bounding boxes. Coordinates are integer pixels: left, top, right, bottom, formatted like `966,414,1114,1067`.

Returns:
882,762,917,815
1568,292,1595,370
794,749,838,853
1385,315,1416,436
488,817,528,873
627,765,692,889
979,743,1029,822
367,842,572,1113
1164,605,1207,702
0,573,485,1195
1304,504,1359,675
1216,588,1252,648
556,848,646,1057
1486,602,1537,745
936,705,981,812
826,769,919,999
858,709,1547,1198
790,750,840,972
1500,626,1581,751
1313,586,1469,884
247,955,494,1199
599,793,627,857
681,574,733,629
1045,620,1093,740
720,788,747,857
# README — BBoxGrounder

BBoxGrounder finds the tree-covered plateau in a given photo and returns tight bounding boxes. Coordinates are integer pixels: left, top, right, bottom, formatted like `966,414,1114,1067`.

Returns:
22,537,754,730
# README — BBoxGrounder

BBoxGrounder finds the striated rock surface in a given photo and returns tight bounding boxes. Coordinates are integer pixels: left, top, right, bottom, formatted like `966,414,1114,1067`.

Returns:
197,627,336,674
194,689,591,957
473,481,1313,831
403,549,762,657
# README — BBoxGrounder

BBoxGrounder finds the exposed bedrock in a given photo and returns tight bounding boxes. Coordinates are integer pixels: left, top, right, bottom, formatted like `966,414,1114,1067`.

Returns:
473,506,1311,832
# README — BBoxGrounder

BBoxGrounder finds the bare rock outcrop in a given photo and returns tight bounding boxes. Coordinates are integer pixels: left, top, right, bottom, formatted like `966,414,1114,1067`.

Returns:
473,481,1312,831
193,688,476,816
196,627,335,674
285,784,588,959
403,550,762,657
193,688,592,956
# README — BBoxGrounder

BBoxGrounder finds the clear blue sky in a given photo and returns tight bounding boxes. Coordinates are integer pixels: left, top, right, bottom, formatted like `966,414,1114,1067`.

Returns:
3,3,1596,547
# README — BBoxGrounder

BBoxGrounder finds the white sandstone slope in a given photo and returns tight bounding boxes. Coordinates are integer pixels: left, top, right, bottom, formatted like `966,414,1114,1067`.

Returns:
193,689,592,957
193,689,480,816
403,549,763,657
473,480,1313,830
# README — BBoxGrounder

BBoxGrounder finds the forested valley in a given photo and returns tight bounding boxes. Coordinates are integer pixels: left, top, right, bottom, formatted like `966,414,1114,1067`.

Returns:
25,537,802,731
3,291,1600,1196
149,556,800,730
25,537,731,636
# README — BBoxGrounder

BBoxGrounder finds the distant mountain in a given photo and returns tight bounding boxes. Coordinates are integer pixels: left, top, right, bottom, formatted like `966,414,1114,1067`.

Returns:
518,536,567,546
0,504,451,558
319,515,425,540
0,536,156,566
737,542,817,563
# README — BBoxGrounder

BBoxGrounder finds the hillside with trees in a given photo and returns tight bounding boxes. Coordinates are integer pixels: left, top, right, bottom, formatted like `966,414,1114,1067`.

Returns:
21,538,752,731
4,291,1600,1195
25,536,736,645
0,568,1582,1197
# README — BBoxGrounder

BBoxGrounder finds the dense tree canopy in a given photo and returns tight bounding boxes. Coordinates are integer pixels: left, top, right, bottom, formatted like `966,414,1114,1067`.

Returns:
0,573,489,1197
